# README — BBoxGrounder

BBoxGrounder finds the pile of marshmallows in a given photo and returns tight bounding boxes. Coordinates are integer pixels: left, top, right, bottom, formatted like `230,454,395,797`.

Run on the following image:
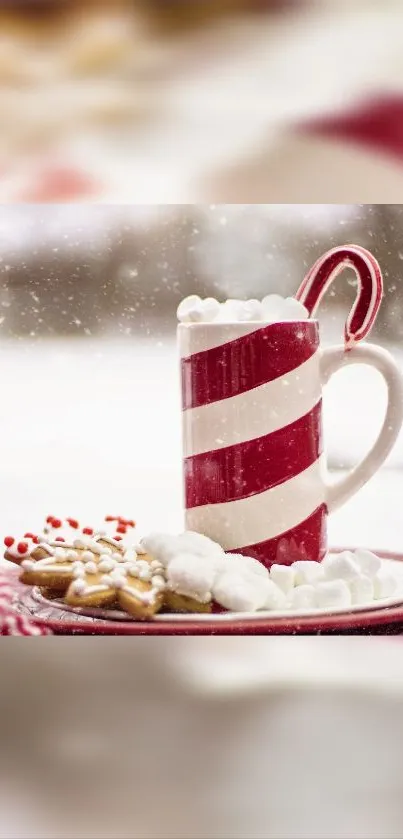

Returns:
139,532,399,613
177,294,309,324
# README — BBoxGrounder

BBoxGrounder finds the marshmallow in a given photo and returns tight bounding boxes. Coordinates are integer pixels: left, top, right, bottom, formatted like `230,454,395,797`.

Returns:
238,299,263,322
353,549,382,578
281,297,309,321
176,531,224,558
167,554,219,603
179,296,221,324
202,297,221,322
214,299,245,323
261,294,286,322
224,553,269,578
288,584,316,611
213,571,271,612
178,293,310,325
177,295,203,323
373,569,398,600
140,531,224,569
139,533,180,566
323,551,360,582
262,579,287,611
293,560,325,586
315,580,352,610
270,564,296,595
349,575,374,605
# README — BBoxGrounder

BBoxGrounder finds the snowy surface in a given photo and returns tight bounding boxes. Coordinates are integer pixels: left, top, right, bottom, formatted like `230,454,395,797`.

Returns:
0,334,402,553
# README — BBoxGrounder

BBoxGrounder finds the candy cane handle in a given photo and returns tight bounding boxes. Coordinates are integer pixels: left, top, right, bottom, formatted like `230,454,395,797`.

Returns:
296,245,383,346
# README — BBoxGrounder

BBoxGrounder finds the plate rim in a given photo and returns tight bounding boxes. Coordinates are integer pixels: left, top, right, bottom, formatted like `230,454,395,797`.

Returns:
9,546,403,635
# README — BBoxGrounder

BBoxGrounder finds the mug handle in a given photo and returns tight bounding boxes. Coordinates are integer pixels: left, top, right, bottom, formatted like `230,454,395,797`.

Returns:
321,343,403,513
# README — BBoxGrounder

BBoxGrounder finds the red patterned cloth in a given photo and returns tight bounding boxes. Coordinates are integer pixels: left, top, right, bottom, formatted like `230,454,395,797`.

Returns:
0,571,52,636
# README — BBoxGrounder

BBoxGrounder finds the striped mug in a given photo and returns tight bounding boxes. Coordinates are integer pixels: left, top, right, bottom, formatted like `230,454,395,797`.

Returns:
179,320,403,568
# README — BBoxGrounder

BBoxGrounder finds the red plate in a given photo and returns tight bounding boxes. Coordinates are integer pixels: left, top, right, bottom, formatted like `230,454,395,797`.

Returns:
7,548,403,635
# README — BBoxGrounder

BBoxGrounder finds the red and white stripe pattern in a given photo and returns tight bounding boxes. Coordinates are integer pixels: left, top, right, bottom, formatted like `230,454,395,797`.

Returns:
180,320,327,568
0,571,52,636
296,245,383,347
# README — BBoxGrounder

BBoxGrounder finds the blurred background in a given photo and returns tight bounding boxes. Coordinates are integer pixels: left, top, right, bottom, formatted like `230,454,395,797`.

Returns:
2,205,403,839
1,0,403,201
0,202,402,552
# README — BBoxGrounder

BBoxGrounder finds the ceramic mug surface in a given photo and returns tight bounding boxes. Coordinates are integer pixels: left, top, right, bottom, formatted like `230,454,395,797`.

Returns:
179,320,403,567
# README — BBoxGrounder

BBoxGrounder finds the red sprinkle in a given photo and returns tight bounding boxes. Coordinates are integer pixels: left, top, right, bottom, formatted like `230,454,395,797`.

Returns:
116,525,127,534
67,518,79,529
4,537,14,548
114,536,122,542
24,532,35,538
83,527,93,535
51,519,62,528
105,516,116,522
32,537,40,545
54,537,65,542
117,517,136,528
17,542,28,555
46,516,55,523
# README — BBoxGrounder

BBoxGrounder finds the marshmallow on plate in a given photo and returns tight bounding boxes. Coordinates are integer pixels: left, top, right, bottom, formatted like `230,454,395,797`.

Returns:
166,553,221,604
270,564,296,595
213,571,285,613
293,560,325,586
315,580,352,610
224,553,269,579
349,575,374,605
322,551,360,582
353,549,382,578
140,531,224,566
288,584,316,611
373,569,398,600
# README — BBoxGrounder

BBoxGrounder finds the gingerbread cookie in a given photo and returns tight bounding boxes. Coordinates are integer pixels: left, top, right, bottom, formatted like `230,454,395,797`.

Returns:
65,554,165,620
5,518,288,621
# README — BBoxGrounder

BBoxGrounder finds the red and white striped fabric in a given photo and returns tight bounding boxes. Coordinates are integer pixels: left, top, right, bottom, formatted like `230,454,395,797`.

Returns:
0,571,52,636
180,320,327,568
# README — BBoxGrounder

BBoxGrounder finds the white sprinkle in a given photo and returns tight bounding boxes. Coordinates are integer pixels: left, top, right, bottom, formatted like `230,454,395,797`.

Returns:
85,562,97,575
81,551,94,563
98,558,115,573
110,575,126,590
72,579,86,596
